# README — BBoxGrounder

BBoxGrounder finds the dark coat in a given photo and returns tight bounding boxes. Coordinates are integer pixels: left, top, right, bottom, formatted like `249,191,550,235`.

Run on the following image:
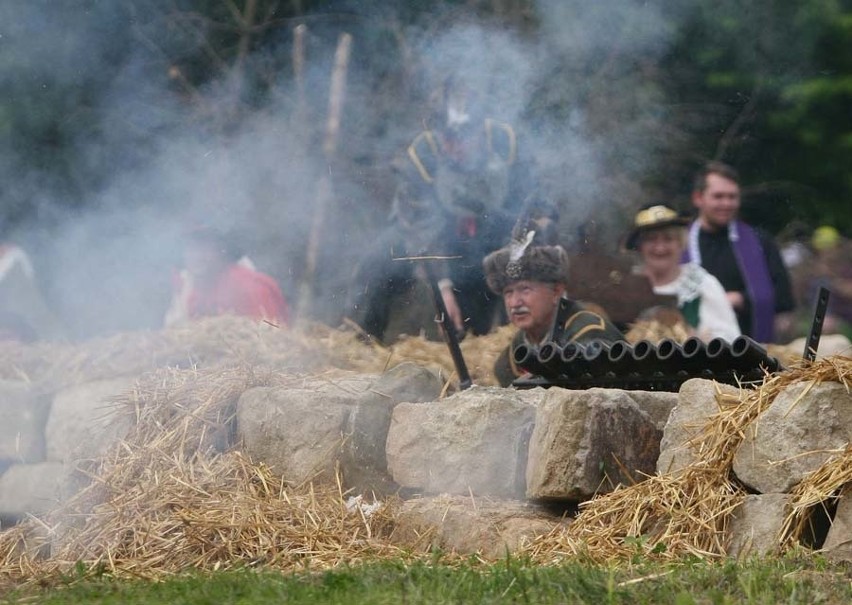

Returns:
493,298,624,387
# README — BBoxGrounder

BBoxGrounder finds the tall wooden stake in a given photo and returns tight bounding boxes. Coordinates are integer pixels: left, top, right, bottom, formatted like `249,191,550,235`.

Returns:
297,32,352,317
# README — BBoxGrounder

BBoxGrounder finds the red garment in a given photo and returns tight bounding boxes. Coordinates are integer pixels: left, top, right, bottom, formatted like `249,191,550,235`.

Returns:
184,264,290,325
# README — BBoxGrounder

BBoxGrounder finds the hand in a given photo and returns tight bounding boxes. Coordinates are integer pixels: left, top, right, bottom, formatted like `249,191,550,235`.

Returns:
726,291,746,310
440,286,465,334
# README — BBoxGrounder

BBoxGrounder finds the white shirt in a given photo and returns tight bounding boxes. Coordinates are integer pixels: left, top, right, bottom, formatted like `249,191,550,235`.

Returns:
652,262,741,342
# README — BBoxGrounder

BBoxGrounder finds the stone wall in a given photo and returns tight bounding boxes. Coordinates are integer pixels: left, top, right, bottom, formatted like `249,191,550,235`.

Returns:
2,360,850,560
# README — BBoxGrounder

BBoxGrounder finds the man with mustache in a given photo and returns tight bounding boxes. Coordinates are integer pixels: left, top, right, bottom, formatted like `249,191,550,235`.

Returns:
484,227,624,387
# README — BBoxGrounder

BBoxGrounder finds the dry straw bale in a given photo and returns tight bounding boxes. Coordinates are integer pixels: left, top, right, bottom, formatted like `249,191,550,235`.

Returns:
522,355,852,564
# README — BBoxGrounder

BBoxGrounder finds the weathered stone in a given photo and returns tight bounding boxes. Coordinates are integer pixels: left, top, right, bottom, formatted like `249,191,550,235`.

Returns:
0,380,51,463
625,390,678,432
238,364,441,491
238,387,352,484
341,364,441,495
390,495,562,558
733,382,852,493
526,388,660,501
46,378,136,462
386,387,543,498
0,462,74,516
726,494,788,558
657,379,739,475
370,362,443,404
787,334,851,359
822,487,852,562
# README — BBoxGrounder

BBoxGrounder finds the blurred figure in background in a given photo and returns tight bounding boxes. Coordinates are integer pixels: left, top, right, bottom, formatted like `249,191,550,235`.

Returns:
165,224,289,327
0,229,66,342
624,204,740,342
348,76,530,342
686,161,794,343
809,225,852,338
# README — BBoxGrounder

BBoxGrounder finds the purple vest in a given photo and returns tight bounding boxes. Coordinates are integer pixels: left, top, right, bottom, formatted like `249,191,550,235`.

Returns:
686,220,776,342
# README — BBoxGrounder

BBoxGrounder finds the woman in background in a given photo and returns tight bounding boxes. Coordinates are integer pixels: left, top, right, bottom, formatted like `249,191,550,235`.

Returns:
625,204,740,342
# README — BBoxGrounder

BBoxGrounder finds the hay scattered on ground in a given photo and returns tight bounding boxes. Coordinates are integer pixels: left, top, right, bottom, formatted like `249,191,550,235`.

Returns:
0,365,407,588
523,355,852,564
1,316,848,586
0,314,514,588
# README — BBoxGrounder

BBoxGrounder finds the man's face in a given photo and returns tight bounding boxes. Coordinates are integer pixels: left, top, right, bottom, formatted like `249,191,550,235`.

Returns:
502,280,564,340
693,173,740,230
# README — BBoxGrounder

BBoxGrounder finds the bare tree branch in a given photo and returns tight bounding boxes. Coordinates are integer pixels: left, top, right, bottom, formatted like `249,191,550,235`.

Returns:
714,84,762,161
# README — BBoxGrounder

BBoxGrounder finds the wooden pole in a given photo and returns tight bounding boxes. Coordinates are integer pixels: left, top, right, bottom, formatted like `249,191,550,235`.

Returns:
297,32,352,317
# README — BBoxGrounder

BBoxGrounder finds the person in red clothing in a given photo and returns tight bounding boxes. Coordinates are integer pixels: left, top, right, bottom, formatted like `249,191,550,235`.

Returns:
164,225,289,327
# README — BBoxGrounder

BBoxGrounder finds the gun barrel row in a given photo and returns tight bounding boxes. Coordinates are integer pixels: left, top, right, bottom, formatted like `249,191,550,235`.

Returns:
513,336,781,382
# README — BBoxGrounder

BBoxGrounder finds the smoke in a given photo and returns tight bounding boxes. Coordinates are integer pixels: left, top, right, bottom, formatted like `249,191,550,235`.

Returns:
1,0,693,339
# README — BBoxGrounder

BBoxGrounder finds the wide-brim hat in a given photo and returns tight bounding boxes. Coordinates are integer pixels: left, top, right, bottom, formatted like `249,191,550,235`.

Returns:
624,204,690,251
483,238,571,294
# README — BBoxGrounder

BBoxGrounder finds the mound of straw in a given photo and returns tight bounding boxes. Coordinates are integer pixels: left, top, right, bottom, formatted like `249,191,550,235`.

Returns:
523,355,852,563
0,315,514,391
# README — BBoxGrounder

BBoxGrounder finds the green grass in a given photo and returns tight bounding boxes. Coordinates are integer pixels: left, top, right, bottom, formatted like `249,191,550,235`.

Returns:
3,555,851,605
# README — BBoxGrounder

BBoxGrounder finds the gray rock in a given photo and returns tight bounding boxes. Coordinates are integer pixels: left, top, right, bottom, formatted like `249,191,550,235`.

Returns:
390,495,562,558
0,380,50,463
526,388,660,502
341,363,444,493
46,378,136,462
726,494,788,558
787,334,851,359
733,382,852,493
238,387,352,484
822,487,852,562
625,390,678,432
0,462,74,516
657,379,739,475
386,387,544,499
238,364,442,491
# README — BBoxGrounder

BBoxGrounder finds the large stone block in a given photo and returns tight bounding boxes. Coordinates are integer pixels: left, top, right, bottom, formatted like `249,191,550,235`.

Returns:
238,364,441,489
726,494,788,558
657,379,739,475
787,334,851,359
526,388,660,502
46,377,136,462
625,390,678,432
390,495,562,558
386,387,543,499
238,387,352,484
0,462,73,516
342,363,443,494
733,382,852,494
0,380,50,463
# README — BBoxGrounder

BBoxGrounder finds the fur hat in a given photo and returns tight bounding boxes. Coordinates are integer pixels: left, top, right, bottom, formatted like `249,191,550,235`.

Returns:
483,231,571,294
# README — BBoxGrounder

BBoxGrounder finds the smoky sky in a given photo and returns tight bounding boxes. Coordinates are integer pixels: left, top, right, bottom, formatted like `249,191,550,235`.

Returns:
0,1,733,339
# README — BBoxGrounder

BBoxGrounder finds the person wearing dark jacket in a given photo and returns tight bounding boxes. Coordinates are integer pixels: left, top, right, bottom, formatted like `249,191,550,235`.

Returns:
685,162,794,342
483,229,624,387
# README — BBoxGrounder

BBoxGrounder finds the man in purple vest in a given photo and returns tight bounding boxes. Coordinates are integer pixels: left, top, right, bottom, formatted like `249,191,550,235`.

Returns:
685,161,794,343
